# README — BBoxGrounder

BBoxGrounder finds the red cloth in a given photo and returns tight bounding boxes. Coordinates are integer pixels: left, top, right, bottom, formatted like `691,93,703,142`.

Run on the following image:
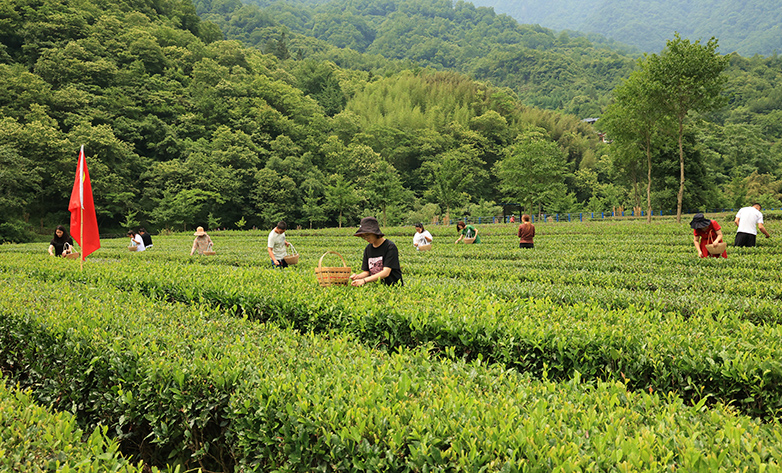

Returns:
517,223,535,244
68,146,101,260
693,220,726,259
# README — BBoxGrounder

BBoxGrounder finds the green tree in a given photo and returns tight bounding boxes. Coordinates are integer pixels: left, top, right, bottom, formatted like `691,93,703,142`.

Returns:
0,144,41,242
300,171,327,229
494,131,568,217
422,149,473,219
364,161,410,227
324,174,360,228
600,70,670,222
150,188,224,231
644,33,729,223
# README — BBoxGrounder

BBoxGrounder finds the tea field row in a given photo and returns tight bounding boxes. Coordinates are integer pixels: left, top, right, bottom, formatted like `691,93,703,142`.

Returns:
1,271,781,471
3,221,782,419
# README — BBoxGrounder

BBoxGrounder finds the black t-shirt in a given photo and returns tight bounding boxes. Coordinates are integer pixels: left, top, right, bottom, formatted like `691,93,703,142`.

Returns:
361,239,403,286
140,232,153,247
50,236,73,256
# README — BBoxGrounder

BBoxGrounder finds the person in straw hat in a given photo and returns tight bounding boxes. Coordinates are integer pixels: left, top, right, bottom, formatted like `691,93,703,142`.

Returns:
190,226,213,255
350,216,403,286
690,213,726,259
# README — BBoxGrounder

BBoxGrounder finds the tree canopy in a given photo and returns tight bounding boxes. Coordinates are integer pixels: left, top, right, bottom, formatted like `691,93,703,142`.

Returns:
1,0,781,241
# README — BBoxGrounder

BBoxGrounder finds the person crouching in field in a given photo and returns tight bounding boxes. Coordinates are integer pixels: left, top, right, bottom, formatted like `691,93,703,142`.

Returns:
267,220,290,268
517,214,535,249
690,213,727,259
455,221,480,244
190,226,213,255
413,222,433,250
350,217,403,286
48,225,74,257
128,230,145,252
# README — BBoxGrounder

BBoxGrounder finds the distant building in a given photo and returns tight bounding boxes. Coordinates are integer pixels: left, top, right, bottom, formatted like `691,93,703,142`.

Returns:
582,118,599,125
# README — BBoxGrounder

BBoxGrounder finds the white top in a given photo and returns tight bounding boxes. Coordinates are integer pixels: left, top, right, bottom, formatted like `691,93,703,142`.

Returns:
131,234,146,252
736,206,763,235
267,229,287,259
413,230,433,247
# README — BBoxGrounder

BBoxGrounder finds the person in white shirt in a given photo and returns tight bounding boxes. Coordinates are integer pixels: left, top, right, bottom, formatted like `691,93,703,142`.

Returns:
734,203,770,247
127,230,145,252
413,223,433,250
267,220,290,267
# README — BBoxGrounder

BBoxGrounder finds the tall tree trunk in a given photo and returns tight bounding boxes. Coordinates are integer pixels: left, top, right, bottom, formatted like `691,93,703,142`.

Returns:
676,117,685,224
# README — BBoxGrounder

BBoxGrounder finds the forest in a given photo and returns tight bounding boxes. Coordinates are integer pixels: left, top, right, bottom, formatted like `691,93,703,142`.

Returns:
1,0,781,242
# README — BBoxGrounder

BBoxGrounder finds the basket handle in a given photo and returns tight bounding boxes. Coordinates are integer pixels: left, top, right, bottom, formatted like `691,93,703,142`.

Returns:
287,242,297,256
318,251,347,269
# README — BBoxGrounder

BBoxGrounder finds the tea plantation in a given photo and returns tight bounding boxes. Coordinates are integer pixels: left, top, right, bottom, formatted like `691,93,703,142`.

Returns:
2,218,782,471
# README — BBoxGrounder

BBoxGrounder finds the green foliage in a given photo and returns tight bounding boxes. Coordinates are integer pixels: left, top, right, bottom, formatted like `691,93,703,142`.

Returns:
1,0,780,235
641,33,730,222
324,173,360,227
364,160,412,226
0,380,154,472
121,209,140,230
200,0,637,116
494,131,568,215
4,222,782,469
421,148,474,216
474,0,782,56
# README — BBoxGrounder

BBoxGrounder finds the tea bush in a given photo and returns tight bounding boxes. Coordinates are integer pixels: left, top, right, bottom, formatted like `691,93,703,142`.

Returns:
0,378,156,472
1,272,781,471
3,222,782,418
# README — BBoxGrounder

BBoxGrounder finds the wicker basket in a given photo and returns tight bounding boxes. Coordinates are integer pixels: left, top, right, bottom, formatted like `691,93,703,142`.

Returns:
706,241,726,255
128,246,138,252
202,250,216,255
315,251,351,287
283,243,299,264
64,252,81,260
463,237,476,244
417,244,432,251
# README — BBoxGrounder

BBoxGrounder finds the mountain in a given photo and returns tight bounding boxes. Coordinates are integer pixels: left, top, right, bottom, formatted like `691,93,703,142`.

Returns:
465,0,782,56
196,0,640,116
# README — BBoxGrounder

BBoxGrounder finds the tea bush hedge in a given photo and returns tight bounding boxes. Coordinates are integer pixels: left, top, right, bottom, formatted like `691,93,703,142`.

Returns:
1,272,782,471
0,378,155,472
2,232,782,419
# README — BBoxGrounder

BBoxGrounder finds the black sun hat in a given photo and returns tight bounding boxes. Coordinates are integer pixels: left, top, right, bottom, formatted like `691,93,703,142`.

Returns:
689,213,711,230
353,217,384,237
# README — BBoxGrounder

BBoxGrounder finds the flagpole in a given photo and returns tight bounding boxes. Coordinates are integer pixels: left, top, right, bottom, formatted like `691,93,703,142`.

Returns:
80,205,84,271
70,144,100,264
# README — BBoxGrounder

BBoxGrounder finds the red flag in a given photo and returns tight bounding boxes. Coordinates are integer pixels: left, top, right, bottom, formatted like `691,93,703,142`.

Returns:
68,145,100,260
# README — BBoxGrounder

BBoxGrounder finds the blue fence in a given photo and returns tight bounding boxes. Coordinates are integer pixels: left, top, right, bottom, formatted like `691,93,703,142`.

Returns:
448,208,779,225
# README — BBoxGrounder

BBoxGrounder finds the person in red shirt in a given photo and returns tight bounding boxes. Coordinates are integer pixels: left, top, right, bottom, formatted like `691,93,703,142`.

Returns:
690,213,727,259
517,214,535,249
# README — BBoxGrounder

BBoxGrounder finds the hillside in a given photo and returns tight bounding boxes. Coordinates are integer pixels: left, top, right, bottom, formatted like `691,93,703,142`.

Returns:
1,0,782,244
1,0,610,240
195,0,639,116
467,0,782,56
